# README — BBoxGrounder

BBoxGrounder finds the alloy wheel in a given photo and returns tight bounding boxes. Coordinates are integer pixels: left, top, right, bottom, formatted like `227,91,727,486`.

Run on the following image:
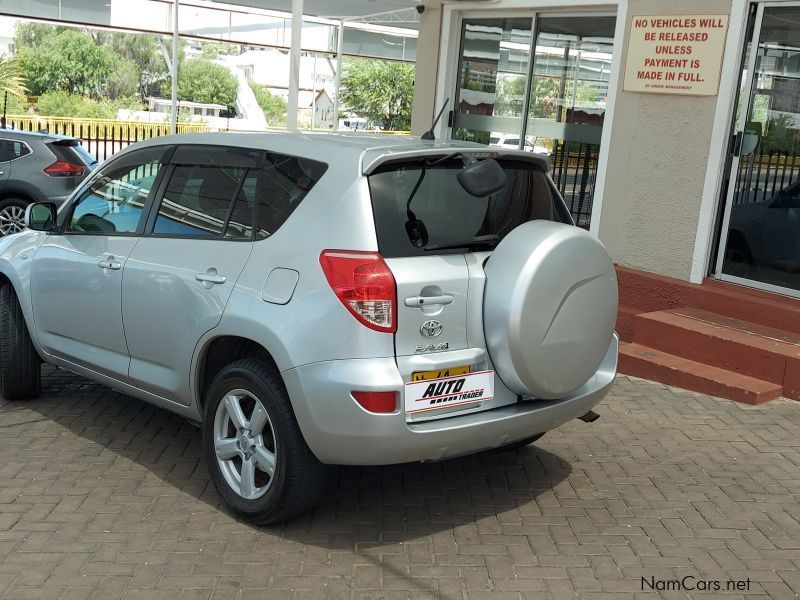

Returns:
0,205,26,236
213,389,277,500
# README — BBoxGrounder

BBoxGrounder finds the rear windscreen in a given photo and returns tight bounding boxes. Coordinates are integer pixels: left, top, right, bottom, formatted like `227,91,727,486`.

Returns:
49,140,96,166
368,158,572,258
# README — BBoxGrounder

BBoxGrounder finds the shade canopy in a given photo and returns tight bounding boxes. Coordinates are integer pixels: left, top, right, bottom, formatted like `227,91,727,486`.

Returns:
205,0,421,26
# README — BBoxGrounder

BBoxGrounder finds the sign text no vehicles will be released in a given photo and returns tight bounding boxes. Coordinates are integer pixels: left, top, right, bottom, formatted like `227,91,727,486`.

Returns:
623,15,730,96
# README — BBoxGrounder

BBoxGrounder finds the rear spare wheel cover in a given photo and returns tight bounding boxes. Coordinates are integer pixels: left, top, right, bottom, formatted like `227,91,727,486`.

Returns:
484,220,618,399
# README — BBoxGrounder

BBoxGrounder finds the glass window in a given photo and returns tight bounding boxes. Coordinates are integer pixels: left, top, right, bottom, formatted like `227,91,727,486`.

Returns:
153,164,250,238
253,153,327,240
67,146,166,234
6,141,30,160
368,158,571,258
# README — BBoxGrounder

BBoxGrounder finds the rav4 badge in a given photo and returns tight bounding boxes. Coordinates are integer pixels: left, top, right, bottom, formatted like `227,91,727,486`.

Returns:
415,342,449,353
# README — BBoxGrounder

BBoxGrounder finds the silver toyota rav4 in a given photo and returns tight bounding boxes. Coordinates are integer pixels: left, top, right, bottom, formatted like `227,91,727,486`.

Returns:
0,133,618,524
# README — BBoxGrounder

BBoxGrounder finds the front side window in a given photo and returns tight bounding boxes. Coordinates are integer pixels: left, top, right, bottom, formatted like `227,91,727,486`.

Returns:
66,146,166,234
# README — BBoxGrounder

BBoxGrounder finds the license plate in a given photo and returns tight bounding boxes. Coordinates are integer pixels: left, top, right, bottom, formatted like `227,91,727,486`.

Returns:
405,370,494,415
411,365,470,381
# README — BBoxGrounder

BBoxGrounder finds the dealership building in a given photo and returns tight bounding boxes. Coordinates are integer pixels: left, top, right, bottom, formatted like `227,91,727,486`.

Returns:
3,0,800,402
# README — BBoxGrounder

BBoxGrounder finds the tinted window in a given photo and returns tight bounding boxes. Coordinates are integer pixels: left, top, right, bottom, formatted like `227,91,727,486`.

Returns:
67,146,167,234
368,158,571,258
5,140,30,160
50,140,95,166
154,164,251,238
252,152,327,240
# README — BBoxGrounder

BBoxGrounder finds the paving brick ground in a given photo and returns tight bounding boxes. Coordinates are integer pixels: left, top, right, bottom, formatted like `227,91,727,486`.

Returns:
0,366,798,599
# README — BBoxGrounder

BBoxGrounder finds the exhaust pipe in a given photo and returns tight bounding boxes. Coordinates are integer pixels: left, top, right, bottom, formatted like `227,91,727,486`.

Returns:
578,410,600,423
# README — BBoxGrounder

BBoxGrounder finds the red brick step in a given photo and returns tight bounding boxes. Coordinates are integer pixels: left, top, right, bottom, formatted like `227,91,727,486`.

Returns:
632,308,800,391
619,342,782,405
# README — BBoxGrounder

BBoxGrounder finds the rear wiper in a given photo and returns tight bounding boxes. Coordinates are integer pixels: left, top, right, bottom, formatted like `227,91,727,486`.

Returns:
424,235,500,252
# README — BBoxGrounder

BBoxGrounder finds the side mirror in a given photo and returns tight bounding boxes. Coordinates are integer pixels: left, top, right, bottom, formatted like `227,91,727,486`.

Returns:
457,157,507,197
25,202,56,231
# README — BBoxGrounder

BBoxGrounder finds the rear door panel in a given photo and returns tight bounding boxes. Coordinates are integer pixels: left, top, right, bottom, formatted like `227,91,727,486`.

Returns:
122,238,252,404
389,251,519,423
387,254,469,357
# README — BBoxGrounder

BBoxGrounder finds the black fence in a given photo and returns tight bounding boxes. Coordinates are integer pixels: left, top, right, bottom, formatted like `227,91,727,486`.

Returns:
550,141,598,228
3,116,207,163
733,148,800,206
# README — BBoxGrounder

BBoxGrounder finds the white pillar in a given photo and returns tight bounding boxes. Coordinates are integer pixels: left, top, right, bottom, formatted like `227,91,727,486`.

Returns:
170,0,179,135
333,20,344,132
287,0,303,131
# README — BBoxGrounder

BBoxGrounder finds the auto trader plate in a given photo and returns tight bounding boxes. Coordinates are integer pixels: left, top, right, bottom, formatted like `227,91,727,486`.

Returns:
405,370,494,415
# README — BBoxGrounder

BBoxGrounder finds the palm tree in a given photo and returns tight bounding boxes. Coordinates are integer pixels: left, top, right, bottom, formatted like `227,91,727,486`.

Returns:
0,54,28,100
0,54,28,128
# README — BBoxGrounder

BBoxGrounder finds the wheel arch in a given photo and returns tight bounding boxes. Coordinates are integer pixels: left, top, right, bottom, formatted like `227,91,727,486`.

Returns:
194,335,283,411
0,183,45,205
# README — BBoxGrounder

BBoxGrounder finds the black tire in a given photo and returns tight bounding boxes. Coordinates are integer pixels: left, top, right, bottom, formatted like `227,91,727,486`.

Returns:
0,197,30,237
202,358,328,525
497,432,544,452
0,283,41,400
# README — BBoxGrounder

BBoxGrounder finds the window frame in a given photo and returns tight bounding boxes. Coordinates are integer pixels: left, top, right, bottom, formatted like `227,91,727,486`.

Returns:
59,145,175,238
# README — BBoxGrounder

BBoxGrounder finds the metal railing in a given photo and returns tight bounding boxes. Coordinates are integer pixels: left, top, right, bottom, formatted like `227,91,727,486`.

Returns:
733,148,800,206
549,140,598,228
3,115,410,163
4,115,209,162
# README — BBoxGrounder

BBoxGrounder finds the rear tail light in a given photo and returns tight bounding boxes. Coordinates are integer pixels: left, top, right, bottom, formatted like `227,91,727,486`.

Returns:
43,161,85,177
319,250,396,332
352,391,397,413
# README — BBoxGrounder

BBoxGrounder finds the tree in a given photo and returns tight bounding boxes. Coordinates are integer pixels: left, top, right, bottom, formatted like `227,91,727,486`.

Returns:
172,59,238,109
36,90,143,119
15,28,116,98
13,22,67,50
101,32,171,100
250,81,287,126
0,54,28,102
15,23,170,102
339,58,414,131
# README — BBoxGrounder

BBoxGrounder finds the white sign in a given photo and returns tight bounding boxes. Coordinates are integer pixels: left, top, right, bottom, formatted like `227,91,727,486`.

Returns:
404,370,494,415
623,15,729,96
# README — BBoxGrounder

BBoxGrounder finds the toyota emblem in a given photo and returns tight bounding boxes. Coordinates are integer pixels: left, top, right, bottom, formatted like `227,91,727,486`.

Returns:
420,319,443,337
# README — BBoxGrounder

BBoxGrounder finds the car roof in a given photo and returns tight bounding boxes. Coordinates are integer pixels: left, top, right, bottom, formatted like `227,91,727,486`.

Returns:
0,128,74,143
130,131,551,174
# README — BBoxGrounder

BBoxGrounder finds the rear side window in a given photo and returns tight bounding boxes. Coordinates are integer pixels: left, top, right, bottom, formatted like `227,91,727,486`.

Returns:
154,164,251,238
252,152,327,240
368,158,571,258
3,140,31,160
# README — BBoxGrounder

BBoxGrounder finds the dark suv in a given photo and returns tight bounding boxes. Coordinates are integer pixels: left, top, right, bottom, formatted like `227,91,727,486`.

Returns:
0,129,97,236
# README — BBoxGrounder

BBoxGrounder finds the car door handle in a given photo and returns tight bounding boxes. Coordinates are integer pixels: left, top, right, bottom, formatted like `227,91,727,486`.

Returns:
404,294,454,308
195,270,226,285
97,257,121,270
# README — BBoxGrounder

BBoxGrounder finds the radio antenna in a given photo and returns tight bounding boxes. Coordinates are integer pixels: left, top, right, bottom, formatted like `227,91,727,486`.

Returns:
421,98,450,141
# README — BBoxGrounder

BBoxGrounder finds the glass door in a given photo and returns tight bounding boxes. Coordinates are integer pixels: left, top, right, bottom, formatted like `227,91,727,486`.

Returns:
717,4,800,297
451,13,616,228
525,16,616,228
452,17,534,147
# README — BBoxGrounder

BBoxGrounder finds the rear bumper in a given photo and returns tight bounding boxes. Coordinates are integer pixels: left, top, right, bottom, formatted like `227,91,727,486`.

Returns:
283,334,618,465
